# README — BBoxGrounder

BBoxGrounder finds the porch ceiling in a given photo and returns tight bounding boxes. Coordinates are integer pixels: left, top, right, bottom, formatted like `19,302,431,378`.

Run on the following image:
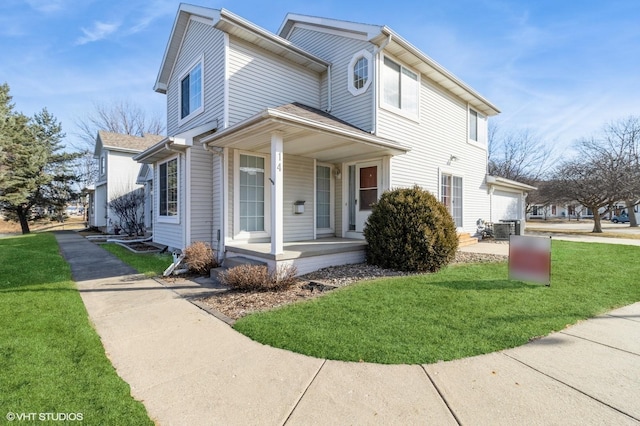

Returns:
202,103,409,163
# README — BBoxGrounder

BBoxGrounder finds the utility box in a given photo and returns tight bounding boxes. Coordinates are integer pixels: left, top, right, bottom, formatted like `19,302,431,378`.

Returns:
500,219,522,235
494,222,515,240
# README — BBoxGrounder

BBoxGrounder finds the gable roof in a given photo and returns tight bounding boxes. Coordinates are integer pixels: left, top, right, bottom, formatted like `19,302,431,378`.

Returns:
94,131,165,158
279,13,500,116
154,5,330,94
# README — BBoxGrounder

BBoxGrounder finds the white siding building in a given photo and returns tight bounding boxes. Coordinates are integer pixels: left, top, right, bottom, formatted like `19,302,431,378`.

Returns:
136,5,528,274
91,131,164,233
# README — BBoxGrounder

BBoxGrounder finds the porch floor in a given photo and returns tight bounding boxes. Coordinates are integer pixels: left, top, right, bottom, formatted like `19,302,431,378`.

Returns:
225,238,367,261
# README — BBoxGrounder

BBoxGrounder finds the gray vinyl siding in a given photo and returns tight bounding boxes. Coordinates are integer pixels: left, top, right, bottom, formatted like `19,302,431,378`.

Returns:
379,71,490,233
283,155,314,241
167,19,225,136
187,143,214,245
287,27,373,131
227,38,321,126
152,154,186,250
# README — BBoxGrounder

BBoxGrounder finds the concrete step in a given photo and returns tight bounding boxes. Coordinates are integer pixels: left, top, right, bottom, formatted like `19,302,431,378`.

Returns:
458,232,479,247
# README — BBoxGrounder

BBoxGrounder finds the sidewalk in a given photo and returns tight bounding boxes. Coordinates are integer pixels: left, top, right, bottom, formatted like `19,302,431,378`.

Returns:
55,231,640,425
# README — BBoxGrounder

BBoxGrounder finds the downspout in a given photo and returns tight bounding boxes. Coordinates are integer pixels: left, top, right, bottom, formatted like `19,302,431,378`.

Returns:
326,64,333,113
202,140,225,263
371,34,392,135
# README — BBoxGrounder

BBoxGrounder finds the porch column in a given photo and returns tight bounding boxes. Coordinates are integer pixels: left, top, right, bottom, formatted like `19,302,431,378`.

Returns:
270,132,284,255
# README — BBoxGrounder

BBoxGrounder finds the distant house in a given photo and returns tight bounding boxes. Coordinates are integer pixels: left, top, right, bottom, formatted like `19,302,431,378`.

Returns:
90,131,164,233
135,5,526,274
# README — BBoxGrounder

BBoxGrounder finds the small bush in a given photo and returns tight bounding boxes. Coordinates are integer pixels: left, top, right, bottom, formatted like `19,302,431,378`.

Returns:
219,264,298,292
363,185,458,272
183,241,219,274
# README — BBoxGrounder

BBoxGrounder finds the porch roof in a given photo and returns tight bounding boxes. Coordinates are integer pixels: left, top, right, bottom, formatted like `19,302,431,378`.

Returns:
201,103,410,163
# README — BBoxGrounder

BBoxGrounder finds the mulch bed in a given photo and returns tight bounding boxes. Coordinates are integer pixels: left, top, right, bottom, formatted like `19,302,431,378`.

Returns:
199,251,507,321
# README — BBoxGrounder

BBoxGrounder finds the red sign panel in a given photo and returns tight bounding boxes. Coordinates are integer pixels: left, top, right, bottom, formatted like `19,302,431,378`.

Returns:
509,235,551,286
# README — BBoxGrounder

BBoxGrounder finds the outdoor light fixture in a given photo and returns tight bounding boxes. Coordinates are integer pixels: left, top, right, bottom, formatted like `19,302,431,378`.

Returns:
294,200,305,214
448,155,459,165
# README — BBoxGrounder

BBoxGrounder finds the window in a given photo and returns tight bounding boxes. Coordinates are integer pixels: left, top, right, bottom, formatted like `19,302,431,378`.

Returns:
382,56,419,116
469,108,487,146
348,50,372,96
469,109,478,141
441,174,463,227
316,165,331,230
159,158,178,218
180,60,203,121
99,156,105,175
239,155,265,232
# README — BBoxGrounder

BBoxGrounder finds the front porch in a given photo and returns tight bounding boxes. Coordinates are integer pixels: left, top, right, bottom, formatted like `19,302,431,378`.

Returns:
225,237,367,275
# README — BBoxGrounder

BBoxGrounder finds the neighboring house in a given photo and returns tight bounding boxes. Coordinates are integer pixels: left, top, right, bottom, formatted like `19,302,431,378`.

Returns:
135,5,523,274
528,202,639,222
136,164,154,230
91,131,164,232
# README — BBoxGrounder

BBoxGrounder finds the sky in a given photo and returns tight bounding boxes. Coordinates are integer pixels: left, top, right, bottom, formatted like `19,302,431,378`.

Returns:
1,0,639,156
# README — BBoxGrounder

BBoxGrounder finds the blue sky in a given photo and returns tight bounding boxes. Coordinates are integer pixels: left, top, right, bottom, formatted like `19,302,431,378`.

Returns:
1,0,638,154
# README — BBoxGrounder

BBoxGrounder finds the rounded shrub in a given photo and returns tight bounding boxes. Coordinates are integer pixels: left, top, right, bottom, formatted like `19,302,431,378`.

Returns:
363,185,458,272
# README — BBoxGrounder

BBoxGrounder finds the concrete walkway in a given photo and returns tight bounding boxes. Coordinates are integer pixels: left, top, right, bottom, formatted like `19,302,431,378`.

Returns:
55,231,640,425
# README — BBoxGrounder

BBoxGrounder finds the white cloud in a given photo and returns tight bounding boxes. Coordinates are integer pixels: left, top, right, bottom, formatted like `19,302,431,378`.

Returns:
76,21,120,45
24,0,68,14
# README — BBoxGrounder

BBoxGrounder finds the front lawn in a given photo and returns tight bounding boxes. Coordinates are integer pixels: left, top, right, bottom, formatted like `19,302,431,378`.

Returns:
0,233,153,424
101,243,172,277
234,240,640,364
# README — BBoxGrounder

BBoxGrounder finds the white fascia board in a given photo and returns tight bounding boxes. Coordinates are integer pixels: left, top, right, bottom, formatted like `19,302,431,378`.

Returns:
278,13,382,40
486,175,537,191
217,9,329,70
154,5,221,94
380,27,501,115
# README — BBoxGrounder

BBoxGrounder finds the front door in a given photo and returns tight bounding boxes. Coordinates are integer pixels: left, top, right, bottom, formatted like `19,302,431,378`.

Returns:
355,161,381,232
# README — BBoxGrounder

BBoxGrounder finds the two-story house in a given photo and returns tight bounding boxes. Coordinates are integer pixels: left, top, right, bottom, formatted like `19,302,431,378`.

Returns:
135,5,530,274
91,131,164,233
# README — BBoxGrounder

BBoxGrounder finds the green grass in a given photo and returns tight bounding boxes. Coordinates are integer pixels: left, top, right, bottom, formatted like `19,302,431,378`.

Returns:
0,233,153,425
234,240,640,364
101,243,172,276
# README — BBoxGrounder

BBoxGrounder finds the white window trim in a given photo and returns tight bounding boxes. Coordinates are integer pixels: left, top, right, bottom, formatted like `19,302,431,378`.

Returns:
156,155,180,224
380,54,421,122
315,162,335,235
233,150,271,241
348,49,373,96
177,55,205,127
438,167,464,230
467,106,487,149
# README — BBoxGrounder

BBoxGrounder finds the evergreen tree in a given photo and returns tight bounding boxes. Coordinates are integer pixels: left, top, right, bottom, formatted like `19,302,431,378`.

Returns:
0,83,80,234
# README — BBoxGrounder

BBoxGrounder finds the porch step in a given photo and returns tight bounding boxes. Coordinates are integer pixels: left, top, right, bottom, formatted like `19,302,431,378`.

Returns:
211,256,268,281
458,232,479,247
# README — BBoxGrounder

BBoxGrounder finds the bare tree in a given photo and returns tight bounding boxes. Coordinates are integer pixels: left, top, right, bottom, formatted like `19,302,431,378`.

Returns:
72,99,165,191
108,187,146,236
73,99,165,150
488,125,556,184
599,116,640,227
551,136,624,233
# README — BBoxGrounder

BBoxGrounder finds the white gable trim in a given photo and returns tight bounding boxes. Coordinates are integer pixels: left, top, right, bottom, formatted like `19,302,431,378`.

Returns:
288,22,369,41
278,13,382,40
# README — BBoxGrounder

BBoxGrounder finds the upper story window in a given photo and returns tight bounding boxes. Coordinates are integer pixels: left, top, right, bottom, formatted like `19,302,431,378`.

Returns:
468,107,486,147
99,155,105,175
382,56,419,117
179,58,203,123
348,50,372,96
469,109,478,141
159,157,178,220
